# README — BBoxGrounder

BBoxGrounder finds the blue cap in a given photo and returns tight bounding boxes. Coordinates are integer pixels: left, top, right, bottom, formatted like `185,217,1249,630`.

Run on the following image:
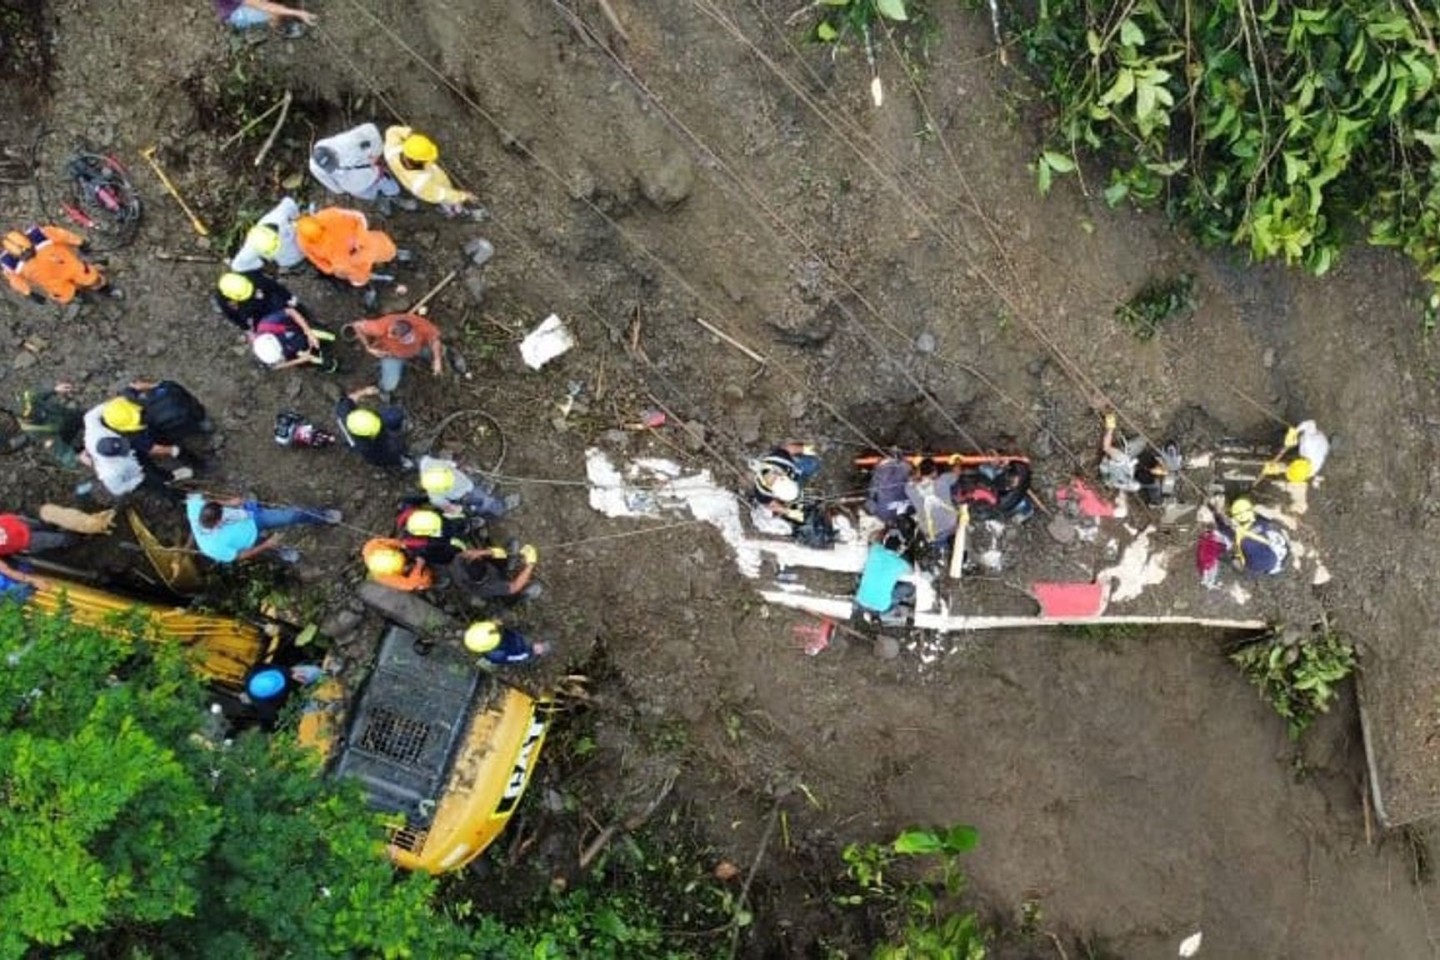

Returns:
247,667,287,700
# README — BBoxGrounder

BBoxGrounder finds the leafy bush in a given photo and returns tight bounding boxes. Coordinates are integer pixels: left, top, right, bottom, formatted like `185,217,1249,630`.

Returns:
1021,1,1440,284
1230,624,1357,738
1116,273,1196,340
840,824,988,959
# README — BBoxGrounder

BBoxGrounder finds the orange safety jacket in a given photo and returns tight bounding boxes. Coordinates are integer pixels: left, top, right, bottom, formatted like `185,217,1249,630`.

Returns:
362,537,434,592
294,208,397,287
2,226,104,304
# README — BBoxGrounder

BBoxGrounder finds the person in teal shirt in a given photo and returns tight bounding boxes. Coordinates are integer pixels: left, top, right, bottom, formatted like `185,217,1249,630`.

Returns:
185,493,340,564
854,530,915,617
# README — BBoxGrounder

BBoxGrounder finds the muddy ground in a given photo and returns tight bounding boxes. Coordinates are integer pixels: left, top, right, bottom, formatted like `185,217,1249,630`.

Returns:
6,0,1440,955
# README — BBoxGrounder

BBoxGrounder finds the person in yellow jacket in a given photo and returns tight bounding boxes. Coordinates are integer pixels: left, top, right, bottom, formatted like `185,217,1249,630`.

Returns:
1,225,115,305
382,127,478,217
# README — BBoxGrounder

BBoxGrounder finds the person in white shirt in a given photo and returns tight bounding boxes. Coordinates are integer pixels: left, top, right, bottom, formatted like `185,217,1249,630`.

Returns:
309,124,405,203
229,197,305,273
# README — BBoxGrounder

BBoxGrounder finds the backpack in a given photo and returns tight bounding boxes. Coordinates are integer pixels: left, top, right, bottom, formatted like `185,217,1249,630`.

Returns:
133,382,207,440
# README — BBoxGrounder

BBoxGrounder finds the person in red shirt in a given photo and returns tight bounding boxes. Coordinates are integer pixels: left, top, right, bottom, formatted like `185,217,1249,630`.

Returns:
0,513,76,588
346,312,445,395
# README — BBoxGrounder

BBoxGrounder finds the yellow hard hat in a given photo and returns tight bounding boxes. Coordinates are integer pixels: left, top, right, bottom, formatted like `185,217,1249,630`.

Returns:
247,224,282,257
365,546,406,576
420,464,455,493
218,271,255,301
401,133,439,164
101,396,144,433
1229,497,1256,526
464,620,500,654
345,408,382,438
404,508,444,538
1285,458,1314,484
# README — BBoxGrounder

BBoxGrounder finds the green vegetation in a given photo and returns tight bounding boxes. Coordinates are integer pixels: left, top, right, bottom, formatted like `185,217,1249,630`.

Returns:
812,0,913,44
0,601,709,959
1230,624,1357,738
837,824,989,959
1116,273,1196,340
1022,1,1440,287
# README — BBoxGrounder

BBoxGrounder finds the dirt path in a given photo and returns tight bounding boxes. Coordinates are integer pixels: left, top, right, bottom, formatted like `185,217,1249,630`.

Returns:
4,0,1440,954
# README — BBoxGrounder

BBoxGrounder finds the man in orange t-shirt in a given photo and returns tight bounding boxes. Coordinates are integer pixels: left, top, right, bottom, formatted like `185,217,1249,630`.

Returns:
293,207,398,288
348,312,445,394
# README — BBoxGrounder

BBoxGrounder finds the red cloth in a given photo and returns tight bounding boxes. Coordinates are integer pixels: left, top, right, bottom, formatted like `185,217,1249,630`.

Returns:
0,514,31,556
1195,530,1226,574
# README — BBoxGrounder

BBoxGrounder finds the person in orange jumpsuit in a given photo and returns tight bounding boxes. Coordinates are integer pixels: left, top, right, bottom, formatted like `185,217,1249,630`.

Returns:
362,537,434,592
1,225,113,305
293,207,399,289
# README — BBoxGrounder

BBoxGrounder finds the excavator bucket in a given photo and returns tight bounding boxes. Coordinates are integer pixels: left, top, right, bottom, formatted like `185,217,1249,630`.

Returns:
128,508,203,594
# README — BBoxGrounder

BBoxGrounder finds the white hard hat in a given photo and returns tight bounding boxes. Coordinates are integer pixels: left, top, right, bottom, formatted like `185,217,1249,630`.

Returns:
768,474,800,503
252,333,284,366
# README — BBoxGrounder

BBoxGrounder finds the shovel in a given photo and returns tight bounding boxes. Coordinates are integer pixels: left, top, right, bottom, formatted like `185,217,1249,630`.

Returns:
408,238,494,314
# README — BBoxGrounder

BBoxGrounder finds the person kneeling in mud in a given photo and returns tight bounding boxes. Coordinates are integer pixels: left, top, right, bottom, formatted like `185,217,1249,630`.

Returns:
748,442,836,548
854,529,916,625
1098,412,1181,505
1195,497,1289,588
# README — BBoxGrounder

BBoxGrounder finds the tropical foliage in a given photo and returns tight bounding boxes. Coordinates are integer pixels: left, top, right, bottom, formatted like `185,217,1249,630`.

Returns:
1231,624,1357,738
1022,0,1440,284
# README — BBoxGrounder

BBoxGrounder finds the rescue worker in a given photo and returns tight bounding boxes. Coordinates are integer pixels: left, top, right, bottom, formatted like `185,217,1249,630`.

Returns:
238,662,326,730
418,455,519,519
864,454,916,525
80,409,147,498
251,307,338,371
382,127,478,217
309,122,408,206
229,198,307,273
1196,497,1290,586
17,381,83,467
1098,412,1180,505
1,225,115,305
185,493,340,565
450,539,541,610
213,270,304,333
749,441,833,547
336,385,413,470
362,537,434,591
905,458,960,550
853,529,915,623
346,312,445,394
463,619,549,666
1261,419,1330,484
294,206,400,291
96,396,195,487
214,0,316,33
115,380,216,473
395,504,471,567
0,512,77,589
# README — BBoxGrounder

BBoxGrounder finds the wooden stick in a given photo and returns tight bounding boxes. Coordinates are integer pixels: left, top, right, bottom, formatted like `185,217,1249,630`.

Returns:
221,94,290,150
154,250,221,263
408,268,459,313
693,316,768,365
577,771,676,870
728,804,781,958
596,0,631,43
253,90,293,169
949,504,970,580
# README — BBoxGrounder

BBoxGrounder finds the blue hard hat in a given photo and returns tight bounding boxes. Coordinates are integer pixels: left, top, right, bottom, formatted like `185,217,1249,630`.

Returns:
247,667,287,700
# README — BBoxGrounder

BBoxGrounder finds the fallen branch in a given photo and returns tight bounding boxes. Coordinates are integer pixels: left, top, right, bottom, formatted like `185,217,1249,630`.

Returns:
728,803,781,959
408,268,459,313
253,90,293,169
154,250,222,263
693,316,768,365
596,0,631,44
221,94,291,151
577,770,677,870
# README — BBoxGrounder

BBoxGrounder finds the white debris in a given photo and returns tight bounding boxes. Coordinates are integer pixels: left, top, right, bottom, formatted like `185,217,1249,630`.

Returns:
1178,931,1203,957
520,313,575,369
1096,528,1170,603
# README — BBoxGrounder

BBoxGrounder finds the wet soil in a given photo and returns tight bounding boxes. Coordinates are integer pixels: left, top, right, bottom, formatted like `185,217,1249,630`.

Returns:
4,0,1440,955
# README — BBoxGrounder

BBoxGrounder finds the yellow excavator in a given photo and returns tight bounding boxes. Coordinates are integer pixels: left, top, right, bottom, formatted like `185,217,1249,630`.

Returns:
30,578,549,874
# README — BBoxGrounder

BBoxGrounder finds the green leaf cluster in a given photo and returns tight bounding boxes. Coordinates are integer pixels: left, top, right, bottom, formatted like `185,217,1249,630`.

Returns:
840,824,987,959
1115,273,1196,340
1022,0,1440,283
0,601,698,959
814,0,911,44
1230,625,1357,738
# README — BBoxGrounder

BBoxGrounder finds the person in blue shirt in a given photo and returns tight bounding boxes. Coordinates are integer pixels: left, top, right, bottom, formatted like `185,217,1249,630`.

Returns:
854,529,915,619
185,493,341,564
463,619,550,666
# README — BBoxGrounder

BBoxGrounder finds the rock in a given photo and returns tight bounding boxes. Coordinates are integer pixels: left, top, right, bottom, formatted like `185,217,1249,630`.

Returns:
463,268,487,304
1047,514,1076,544
1262,347,1276,369
683,420,707,451
602,429,628,446
873,636,901,660
722,383,745,402
11,351,36,370
321,608,363,637
787,392,808,420
638,148,695,209
1026,356,1049,377
145,341,164,358
914,331,936,354
735,410,762,444
1032,430,1054,458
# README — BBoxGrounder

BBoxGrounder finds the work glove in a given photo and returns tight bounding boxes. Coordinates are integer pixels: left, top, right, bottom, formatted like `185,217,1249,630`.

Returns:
1104,413,1117,430
520,544,538,566
799,443,818,456
489,547,508,560
1283,426,1299,448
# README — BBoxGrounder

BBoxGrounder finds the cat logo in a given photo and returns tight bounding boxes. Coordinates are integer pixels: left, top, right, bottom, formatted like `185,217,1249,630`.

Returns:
496,715,548,815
